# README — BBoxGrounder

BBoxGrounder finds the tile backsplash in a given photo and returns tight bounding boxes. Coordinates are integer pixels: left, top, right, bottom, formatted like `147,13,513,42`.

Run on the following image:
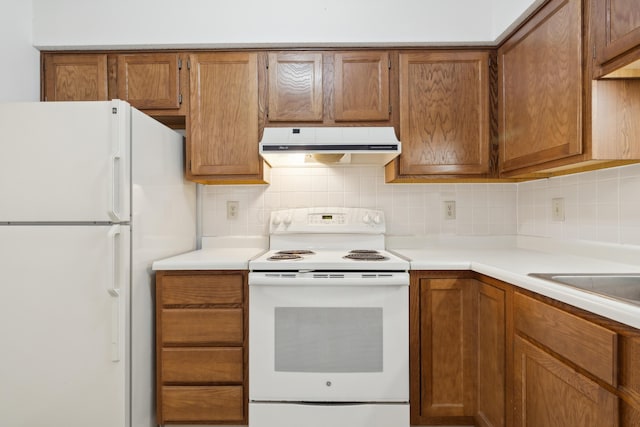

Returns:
200,163,640,245
517,163,640,245
201,166,517,237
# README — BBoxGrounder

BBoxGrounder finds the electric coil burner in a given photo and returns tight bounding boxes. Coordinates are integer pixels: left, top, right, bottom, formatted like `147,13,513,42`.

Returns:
248,207,410,427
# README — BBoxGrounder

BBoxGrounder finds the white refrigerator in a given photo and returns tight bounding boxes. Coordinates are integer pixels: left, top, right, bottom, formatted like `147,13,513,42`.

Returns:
0,101,196,427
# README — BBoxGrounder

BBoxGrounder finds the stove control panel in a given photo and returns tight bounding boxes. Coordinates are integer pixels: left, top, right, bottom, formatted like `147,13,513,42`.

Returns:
270,207,386,234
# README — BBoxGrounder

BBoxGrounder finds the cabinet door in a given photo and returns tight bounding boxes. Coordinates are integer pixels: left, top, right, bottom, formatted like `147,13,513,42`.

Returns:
43,53,108,101
413,277,476,422
116,53,181,110
593,0,640,66
476,282,506,427
334,51,390,122
267,52,323,122
499,0,583,173
514,336,617,426
187,52,262,179
397,51,490,176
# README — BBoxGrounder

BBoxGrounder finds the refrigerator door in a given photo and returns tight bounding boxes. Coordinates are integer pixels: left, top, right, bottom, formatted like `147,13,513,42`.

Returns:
0,225,130,427
0,101,130,223
129,108,196,427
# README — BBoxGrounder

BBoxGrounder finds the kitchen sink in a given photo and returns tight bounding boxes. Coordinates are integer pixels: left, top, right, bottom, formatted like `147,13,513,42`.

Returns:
528,273,640,306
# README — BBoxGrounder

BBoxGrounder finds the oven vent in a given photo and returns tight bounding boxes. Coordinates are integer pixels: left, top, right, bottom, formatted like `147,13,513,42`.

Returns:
362,273,394,278
312,273,346,279
265,273,298,278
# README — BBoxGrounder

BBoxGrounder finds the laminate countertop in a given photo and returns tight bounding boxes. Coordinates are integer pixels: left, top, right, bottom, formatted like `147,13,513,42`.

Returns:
152,235,640,329
388,235,640,329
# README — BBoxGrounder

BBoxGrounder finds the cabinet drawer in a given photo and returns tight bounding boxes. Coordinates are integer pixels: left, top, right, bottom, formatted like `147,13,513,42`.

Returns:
162,308,243,345
515,293,617,385
161,386,244,422
161,347,243,383
160,273,243,305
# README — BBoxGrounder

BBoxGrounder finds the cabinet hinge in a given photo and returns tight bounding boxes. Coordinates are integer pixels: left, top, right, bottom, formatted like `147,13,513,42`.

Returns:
178,58,182,70
593,44,597,60
187,59,191,70
389,104,392,114
179,93,183,105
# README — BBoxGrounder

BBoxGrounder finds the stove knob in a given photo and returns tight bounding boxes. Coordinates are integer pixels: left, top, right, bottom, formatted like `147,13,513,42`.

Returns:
272,215,282,226
373,214,382,225
363,213,372,224
283,215,293,226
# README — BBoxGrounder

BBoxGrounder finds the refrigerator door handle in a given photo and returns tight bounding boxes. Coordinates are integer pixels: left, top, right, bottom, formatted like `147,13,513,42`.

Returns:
108,152,122,222
107,225,122,362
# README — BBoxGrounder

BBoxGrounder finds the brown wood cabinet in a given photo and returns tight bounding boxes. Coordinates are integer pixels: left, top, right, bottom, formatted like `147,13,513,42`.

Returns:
513,335,618,426
155,271,248,425
476,280,509,427
499,0,640,178
499,0,584,175
386,51,493,182
410,272,477,425
266,51,393,125
42,52,188,128
116,53,186,112
591,0,640,76
42,53,108,101
187,52,268,184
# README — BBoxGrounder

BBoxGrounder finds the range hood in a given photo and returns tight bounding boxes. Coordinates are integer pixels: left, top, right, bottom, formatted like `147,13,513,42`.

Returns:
259,127,401,167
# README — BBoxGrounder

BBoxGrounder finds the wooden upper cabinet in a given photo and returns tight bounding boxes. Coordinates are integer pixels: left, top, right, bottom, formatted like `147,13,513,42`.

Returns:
43,53,108,101
499,0,583,175
334,51,390,122
388,51,490,180
266,50,392,124
592,0,640,71
116,53,181,110
187,52,266,183
267,52,323,122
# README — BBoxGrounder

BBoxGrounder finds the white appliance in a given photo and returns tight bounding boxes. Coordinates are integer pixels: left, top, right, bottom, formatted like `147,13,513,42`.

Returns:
248,207,410,427
259,127,401,167
0,101,196,427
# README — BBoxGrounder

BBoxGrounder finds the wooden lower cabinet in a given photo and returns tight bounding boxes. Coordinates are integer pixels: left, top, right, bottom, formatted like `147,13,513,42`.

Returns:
513,335,617,426
410,273,640,427
155,271,248,425
410,272,477,425
476,280,509,427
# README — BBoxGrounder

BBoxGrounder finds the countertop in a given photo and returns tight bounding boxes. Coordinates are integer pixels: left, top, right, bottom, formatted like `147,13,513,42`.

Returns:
388,235,640,329
152,236,268,271
152,235,640,329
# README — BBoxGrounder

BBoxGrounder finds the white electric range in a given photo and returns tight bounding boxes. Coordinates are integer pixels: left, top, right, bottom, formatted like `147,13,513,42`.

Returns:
248,207,410,427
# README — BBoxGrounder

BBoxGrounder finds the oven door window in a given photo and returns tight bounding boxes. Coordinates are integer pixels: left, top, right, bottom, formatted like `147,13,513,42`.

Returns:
274,307,383,373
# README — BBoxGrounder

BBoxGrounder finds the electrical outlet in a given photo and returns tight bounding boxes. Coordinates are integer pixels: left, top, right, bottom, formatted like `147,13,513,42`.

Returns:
551,198,565,222
227,201,239,220
444,201,456,220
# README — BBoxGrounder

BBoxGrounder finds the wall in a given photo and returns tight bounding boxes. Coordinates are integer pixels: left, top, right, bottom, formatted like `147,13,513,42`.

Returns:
201,163,640,245
33,0,503,49
518,163,640,246
201,166,518,237
0,0,39,101
491,0,542,40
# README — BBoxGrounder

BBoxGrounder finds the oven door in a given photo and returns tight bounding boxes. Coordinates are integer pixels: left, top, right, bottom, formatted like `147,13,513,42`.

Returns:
249,273,409,403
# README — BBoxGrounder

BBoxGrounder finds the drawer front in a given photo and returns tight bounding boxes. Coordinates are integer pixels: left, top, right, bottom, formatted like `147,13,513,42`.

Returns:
162,386,244,422
161,273,243,305
162,308,243,345
162,347,243,383
515,293,617,385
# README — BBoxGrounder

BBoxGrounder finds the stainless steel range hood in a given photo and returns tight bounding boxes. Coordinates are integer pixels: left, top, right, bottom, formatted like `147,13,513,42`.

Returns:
259,127,401,167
